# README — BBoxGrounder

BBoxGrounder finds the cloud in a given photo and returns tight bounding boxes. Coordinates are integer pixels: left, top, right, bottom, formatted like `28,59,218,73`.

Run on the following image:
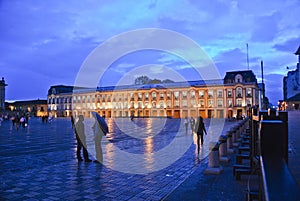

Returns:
251,12,280,42
264,73,284,104
1,0,300,105
116,62,136,69
273,37,300,53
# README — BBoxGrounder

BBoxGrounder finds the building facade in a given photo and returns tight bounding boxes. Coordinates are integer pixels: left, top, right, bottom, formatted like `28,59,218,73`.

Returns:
48,70,259,119
0,77,7,110
7,99,48,117
283,46,300,110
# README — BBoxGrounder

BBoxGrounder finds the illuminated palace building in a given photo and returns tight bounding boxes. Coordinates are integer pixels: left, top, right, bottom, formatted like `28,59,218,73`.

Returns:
48,70,261,119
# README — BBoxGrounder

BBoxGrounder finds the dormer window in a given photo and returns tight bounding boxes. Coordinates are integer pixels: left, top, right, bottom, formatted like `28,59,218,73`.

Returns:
235,74,243,83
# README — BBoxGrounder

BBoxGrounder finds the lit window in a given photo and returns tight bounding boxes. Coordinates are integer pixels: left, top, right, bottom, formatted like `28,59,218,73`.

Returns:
217,90,223,97
200,100,205,107
246,88,252,97
227,90,232,97
208,99,214,107
236,88,242,97
190,90,195,98
199,90,204,98
217,100,223,107
228,99,232,107
174,91,179,99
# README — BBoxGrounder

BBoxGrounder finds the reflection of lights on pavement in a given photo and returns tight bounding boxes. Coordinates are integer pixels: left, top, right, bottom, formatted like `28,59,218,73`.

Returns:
73,28,224,174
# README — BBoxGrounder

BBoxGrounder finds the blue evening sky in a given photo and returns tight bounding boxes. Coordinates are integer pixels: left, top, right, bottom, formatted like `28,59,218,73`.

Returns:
1,0,299,105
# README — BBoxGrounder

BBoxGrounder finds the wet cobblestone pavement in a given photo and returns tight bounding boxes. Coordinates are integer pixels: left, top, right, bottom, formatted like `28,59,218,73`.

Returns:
0,117,241,200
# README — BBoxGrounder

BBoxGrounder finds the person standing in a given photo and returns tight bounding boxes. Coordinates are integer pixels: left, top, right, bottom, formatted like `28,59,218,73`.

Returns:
184,117,189,134
91,112,108,164
11,116,16,127
92,120,104,163
190,117,195,133
15,115,20,131
75,115,92,162
71,115,75,128
195,116,207,154
20,116,26,128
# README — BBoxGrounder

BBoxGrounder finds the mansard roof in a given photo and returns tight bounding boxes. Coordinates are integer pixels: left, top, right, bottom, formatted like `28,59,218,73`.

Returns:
295,46,300,55
48,85,74,95
91,79,224,93
224,70,257,84
50,70,257,95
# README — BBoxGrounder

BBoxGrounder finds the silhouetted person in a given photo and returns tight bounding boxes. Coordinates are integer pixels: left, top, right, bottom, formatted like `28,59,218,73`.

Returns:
184,117,189,134
92,121,104,163
91,112,108,164
25,114,29,124
130,112,134,121
75,115,92,162
71,115,75,128
11,116,16,127
195,116,207,154
190,117,195,133
15,115,20,131
20,116,26,128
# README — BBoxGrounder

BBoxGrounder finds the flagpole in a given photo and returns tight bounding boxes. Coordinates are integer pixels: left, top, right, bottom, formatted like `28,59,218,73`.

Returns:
246,43,249,70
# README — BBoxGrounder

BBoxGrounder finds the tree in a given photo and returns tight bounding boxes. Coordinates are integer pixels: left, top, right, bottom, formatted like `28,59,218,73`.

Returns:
134,76,150,85
134,76,174,85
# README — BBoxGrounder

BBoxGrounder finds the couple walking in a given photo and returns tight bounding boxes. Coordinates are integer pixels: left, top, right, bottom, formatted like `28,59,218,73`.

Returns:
74,112,108,163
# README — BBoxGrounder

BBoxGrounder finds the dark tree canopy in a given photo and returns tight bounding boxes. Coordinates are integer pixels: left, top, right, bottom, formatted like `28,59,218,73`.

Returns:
134,76,174,85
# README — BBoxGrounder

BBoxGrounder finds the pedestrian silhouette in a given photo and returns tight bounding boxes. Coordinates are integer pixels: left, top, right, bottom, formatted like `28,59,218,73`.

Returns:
92,112,108,164
195,116,207,154
71,115,75,128
15,115,20,131
75,115,92,162
184,117,189,134
190,117,195,133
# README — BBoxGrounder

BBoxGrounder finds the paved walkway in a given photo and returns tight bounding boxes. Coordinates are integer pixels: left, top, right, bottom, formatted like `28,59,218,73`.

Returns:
0,117,241,200
287,110,300,188
165,110,300,200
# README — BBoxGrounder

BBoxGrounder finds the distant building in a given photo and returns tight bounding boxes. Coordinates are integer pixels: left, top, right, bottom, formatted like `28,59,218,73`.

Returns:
0,77,7,110
48,70,261,119
47,85,74,117
7,99,48,117
283,46,300,110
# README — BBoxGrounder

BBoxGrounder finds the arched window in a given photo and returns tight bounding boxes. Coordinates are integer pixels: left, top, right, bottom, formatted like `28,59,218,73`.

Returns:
236,87,242,97
152,92,157,98
235,74,243,83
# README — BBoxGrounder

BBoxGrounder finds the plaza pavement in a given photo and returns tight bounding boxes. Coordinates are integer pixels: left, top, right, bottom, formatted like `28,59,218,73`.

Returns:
165,110,300,200
3,111,299,201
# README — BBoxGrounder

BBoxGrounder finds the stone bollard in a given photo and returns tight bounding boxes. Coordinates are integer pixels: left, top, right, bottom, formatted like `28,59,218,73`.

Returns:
226,131,234,154
236,123,242,141
204,142,223,174
219,135,231,162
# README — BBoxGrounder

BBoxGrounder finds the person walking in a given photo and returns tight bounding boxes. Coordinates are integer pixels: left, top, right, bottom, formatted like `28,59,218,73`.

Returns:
75,115,92,162
195,116,207,154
